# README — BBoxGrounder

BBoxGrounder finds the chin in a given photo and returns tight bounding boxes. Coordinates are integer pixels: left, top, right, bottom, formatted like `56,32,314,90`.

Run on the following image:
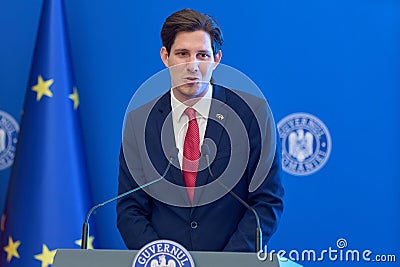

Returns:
172,85,205,102
179,83,204,94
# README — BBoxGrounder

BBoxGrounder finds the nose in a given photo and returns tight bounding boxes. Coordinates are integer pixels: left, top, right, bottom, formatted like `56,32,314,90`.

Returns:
186,56,199,73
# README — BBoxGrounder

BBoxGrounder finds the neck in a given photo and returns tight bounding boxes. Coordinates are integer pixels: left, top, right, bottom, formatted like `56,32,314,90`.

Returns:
172,84,210,106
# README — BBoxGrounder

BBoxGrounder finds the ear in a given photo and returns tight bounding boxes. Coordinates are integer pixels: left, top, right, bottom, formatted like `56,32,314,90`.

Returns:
160,47,169,67
213,50,222,70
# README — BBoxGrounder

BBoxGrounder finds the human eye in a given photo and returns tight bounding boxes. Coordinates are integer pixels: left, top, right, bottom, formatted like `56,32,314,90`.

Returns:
198,52,211,60
175,51,189,57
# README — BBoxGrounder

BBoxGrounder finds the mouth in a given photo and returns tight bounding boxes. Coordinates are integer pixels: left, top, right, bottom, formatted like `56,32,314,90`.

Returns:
184,77,200,83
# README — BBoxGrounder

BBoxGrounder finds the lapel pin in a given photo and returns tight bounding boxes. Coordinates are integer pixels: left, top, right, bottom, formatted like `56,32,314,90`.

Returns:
216,113,224,120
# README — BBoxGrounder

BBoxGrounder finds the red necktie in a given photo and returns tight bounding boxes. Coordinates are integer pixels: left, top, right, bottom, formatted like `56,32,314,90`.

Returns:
182,107,200,203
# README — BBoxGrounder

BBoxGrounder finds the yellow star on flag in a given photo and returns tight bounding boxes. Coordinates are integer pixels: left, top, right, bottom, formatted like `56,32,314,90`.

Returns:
75,236,95,249
3,236,21,262
32,75,54,101
34,244,57,267
69,86,80,109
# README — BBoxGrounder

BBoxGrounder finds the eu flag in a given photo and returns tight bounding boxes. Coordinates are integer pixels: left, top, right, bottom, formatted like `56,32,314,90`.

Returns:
0,0,95,266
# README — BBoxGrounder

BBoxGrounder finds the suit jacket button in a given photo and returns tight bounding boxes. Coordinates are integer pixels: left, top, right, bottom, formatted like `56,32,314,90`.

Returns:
190,221,198,229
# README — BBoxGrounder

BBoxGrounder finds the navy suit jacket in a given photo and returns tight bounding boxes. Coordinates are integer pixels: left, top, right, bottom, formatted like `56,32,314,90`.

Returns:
117,84,284,252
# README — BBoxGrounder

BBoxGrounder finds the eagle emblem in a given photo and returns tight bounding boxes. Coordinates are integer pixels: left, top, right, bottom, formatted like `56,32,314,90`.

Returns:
150,255,176,267
0,128,5,152
288,129,314,162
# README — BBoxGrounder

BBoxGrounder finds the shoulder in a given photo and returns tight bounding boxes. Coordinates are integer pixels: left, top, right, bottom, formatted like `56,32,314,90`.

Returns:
213,84,268,121
214,84,266,107
125,91,171,124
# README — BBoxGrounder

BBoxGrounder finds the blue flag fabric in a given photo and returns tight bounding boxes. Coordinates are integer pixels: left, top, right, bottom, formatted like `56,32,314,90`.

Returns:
0,0,94,266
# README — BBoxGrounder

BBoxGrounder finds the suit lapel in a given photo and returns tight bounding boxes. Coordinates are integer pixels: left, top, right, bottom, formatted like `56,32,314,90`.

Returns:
152,92,186,188
193,85,229,205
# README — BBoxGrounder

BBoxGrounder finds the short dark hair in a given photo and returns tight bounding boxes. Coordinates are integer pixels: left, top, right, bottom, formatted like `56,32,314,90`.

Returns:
161,8,224,55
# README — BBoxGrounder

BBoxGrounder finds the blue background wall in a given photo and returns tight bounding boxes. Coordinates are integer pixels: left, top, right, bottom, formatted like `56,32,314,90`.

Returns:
1,0,399,266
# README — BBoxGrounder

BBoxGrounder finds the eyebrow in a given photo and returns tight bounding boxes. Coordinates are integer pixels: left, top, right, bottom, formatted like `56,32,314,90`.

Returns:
173,49,189,53
173,49,211,53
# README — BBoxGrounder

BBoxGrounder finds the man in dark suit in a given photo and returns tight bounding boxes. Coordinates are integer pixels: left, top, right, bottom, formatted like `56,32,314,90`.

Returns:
117,8,284,252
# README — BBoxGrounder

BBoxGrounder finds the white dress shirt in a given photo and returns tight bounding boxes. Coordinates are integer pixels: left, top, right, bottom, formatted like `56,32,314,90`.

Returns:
171,84,212,167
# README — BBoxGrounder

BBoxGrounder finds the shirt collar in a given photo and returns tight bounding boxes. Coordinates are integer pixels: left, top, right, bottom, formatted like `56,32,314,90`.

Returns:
171,84,213,122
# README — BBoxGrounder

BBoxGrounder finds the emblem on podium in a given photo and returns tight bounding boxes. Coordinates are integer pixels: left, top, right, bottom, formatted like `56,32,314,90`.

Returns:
133,240,195,267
